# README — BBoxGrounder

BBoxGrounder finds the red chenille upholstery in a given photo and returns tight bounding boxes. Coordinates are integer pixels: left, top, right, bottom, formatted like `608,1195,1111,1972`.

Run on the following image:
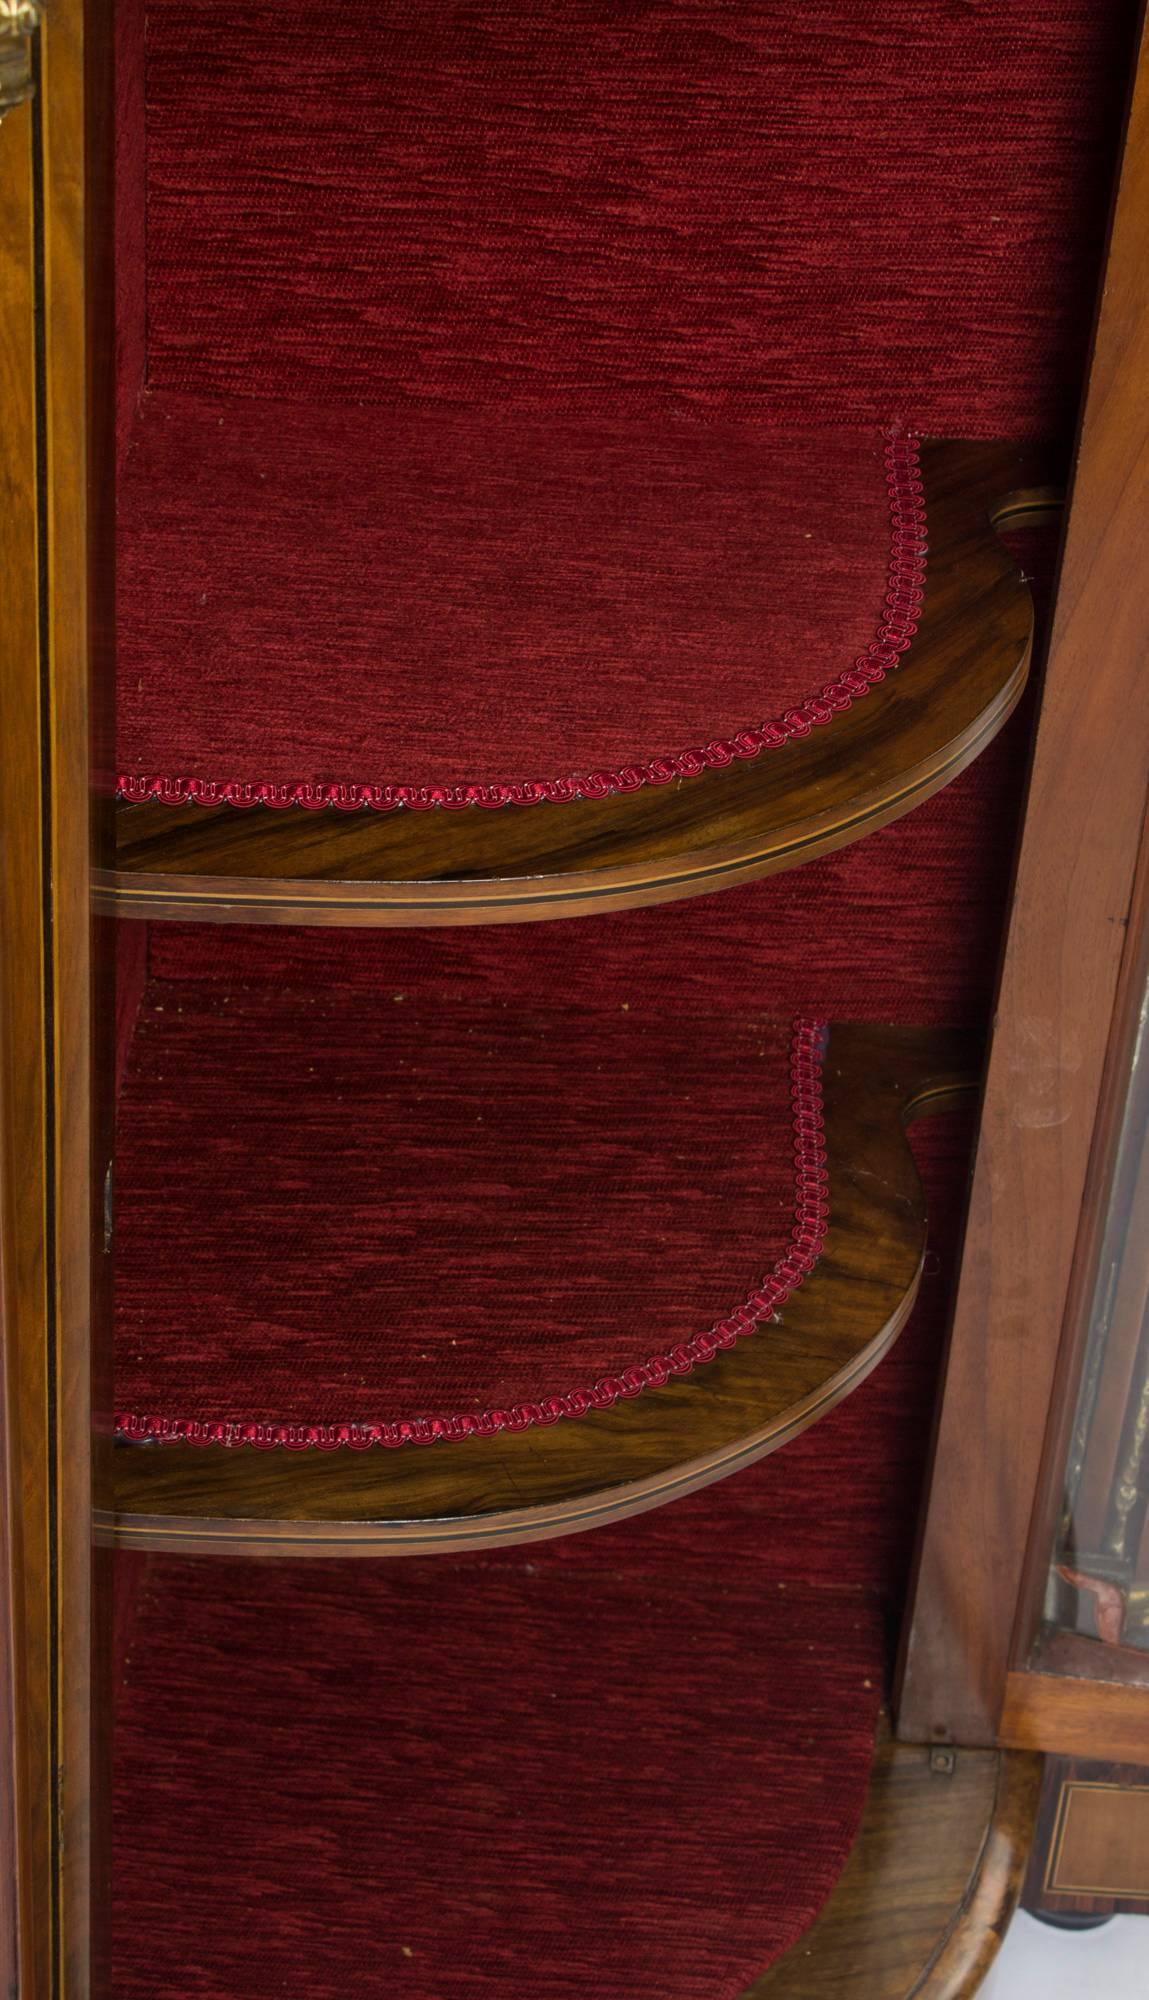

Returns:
114,992,818,1444
114,0,1132,789
116,405,902,796
111,1,1121,1988
141,0,1129,435
114,1538,884,2000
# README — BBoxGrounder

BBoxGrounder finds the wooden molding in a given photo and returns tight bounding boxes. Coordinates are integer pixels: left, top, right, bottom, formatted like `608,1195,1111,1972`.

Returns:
97,443,1050,928
105,1024,974,1559
897,10,1149,1750
1001,1669,1149,1765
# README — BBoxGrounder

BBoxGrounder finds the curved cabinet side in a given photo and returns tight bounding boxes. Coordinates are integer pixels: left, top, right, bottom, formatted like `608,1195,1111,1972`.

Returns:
100,445,1054,927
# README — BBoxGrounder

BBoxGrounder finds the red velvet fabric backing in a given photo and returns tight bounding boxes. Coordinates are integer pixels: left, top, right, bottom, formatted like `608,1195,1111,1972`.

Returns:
113,1539,884,2000
115,401,898,792
114,993,811,1437
110,1095,970,1998
141,0,1133,437
613,1114,977,1605
114,921,147,1095
114,0,146,469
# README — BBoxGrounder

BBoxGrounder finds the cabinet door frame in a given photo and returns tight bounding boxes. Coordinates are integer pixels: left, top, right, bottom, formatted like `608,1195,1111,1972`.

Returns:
898,5,1149,1755
0,2,109,1993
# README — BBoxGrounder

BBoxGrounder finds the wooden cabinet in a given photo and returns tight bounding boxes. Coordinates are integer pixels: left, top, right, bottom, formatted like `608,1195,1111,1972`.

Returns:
1024,1761,1149,1919
2,2,1147,1993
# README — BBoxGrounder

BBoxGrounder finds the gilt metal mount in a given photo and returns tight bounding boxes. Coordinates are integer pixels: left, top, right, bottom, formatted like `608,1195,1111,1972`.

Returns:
0,0,41,123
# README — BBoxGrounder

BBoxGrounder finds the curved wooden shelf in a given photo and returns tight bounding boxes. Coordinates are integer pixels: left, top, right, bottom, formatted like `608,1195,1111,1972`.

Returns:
104,1023,977,1558
745,1721,1041,1998
99,443,1058,928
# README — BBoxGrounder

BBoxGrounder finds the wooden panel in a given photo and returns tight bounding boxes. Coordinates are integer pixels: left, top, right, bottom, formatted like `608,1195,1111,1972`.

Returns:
0,1,102,1991
106,1025,973,1558
99,446,1051,927
1001,1670,1149,1766
747,1726,1040,1999
1025,1759,1149,1915
1051,1783,1149,1898
897,13,1149,1750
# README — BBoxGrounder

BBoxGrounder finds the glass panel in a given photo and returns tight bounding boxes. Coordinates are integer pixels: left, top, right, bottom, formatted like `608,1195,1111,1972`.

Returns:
1036,956,1149,1678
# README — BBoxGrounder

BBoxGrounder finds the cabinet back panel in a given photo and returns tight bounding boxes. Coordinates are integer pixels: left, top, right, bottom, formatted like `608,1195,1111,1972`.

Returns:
120,0,1134,432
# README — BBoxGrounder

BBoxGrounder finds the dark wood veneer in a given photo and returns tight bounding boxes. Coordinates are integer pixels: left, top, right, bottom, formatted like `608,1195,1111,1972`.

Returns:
1024,1757,1149,1916
899,9,1149,1751
748,1722,1040,1998
99,444,1056,927
106,1023,975,1558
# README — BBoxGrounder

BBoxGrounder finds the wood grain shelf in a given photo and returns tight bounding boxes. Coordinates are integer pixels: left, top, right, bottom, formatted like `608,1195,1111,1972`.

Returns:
99,442,1057,930
748,1720,1041,1998
104,1023,977,1559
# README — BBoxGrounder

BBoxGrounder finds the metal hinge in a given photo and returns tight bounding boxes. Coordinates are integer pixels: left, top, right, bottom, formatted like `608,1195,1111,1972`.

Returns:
0,1,41,123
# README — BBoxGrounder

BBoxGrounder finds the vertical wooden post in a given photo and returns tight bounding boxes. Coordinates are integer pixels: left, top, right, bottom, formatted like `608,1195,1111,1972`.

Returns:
898,10,1149,1747
0,1,100,1990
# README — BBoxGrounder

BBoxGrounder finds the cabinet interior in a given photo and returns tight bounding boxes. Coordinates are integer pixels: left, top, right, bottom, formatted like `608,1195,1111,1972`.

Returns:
108,3,1133,1992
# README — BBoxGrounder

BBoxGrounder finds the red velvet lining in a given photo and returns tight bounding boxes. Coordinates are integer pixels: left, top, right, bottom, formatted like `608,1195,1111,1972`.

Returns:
110,1114,973,1997
140,0,1133,437
107,2,1097,1971
115,408,920,804
113,1538,883,2000
114,922,147,1097
114,994,823,1447
114,0,147,472
118,0,1117,800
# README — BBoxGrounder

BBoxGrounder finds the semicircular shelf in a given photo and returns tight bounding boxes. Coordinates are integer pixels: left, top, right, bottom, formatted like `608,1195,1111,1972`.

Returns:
104,418,1056,928
107,994,976,1558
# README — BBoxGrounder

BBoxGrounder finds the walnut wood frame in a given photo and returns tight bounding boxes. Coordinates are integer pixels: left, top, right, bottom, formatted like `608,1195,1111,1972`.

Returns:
99,444,1054,929
0,3,104,1994
898,6,1149,1757
105,1024,972,1558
